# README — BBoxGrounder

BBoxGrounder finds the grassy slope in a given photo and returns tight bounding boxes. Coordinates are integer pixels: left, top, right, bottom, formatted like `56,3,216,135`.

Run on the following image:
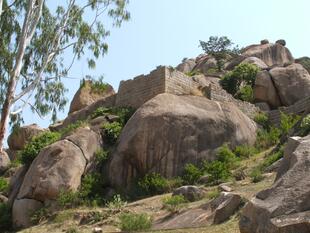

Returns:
19,149,275,233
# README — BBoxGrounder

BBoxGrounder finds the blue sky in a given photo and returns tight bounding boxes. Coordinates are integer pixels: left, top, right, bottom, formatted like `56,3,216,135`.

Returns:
21,0,310,130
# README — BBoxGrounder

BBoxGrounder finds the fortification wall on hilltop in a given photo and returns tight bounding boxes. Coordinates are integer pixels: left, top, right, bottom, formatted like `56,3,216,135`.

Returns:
115,66,201,108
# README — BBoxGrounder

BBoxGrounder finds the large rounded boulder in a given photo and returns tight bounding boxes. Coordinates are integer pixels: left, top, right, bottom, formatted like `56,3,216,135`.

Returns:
239,135,310,233
269,63,310,106
242,43,294,67
7,124,46,151
108,93,257,189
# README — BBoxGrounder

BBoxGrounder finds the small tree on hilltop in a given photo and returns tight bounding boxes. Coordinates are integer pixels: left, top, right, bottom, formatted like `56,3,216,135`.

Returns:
199,36,240,71
0,0,130,154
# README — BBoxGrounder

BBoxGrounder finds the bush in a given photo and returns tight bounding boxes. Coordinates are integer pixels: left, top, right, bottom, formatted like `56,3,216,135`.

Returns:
92,106,135,126
255,127,281,150
0,203,11,231
300,114,310,136
102,122,123,145
234,145,258,159
138,173,169,196
119,213,152,232
220,63,259,98
250,168,264,183
20,131,61,165
162,195,187,213
280,112,300,135
261,146,284,171
107,194,127,213
31,207,49,224
254,112,270,130
57,190,80,208
203,161,230,185
0,177,8,193
182,163,203,185
79,173,105,203
91,107,110,119
216,144,238,168
95,149,109,164
235,85,254,102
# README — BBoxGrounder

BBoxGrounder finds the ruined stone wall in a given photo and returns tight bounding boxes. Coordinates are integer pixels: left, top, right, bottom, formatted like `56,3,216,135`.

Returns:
115,66,166,108
268,96,310,126
115,66,201,108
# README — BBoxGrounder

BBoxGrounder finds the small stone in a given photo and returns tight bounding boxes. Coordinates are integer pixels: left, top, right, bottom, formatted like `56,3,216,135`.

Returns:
218,184,232,192
93,227,102,233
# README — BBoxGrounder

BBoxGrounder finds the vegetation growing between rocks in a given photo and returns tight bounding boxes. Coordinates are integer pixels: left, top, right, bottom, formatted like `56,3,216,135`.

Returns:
0,177,8,193
20,131,61,165
300,114,310,136
0,203,12,231
220,63,260,102
162,195,188,213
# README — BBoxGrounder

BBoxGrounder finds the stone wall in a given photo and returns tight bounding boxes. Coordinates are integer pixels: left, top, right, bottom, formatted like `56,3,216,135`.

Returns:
268,96,310,125
115,66,200,108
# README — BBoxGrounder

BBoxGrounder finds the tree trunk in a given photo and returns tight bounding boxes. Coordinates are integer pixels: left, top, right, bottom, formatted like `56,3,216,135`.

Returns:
0,0,43,153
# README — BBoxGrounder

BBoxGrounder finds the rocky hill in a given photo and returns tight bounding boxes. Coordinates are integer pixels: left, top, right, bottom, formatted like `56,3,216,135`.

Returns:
0,39,309,233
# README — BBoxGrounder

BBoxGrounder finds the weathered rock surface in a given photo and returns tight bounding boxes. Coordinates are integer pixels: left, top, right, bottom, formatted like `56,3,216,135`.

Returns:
153,192,241,230
194,55,218,75
242,43,294,67
269,63,310,106
69,80,115,114
239,135,310,233
241,57,268,70
176,58,196,73
172,186,204,202
109,93,257,189
295,56,310,74
12,198,43,229
7,124,45,151
7,166,28,206
254,70,282,108
0,194,8,203
0,151,10,174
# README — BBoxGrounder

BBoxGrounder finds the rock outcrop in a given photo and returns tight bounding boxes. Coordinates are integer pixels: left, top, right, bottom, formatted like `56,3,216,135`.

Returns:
176,58,196,73
172,186,204,202
109,93,257,189
69,80,115,114
7,124,45,151
0,151,10,174
239,136,310,233
242,43,294,67
269,63,310,106
241,57,268,70
12,127,102,228
254,70,282,108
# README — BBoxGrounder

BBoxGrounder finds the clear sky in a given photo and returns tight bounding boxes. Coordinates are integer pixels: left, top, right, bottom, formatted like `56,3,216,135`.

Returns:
21,0,310,131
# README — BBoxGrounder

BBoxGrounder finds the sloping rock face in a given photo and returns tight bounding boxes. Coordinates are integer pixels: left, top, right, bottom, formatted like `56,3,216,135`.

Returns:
7,124,46,151
239,136,310,233
69,80,115,114
254,70,282,108
270,63,310,106
176,58,196,73
108,93,257,189
241,57,268,70
0,151,10,174
242,43,294,67
12,127,102,228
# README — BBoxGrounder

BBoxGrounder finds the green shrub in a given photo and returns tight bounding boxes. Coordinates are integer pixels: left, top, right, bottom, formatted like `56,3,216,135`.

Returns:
57,190,80,208
79,173,105,203
31,207,49,224
60,120,87,136
0,177,8,193
91,107,110,119
250,168,264,183
162,195,187,213
255,127,281,150
280,112,300,135
138,173,169,196
95,149,109,164
167,177,183,190
92,106,135,126
0,203,11,231
107,194,127,213
203,161,230,185
20,131,61,165
186,70,201,77
261,146,284,171
234,145,258,159
216,144,238,168
300,114,310,136
236,85,254,102
119,213,152,232
102,122,122,145
254,112,270,130
220,63,259,98
182,163,203,185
